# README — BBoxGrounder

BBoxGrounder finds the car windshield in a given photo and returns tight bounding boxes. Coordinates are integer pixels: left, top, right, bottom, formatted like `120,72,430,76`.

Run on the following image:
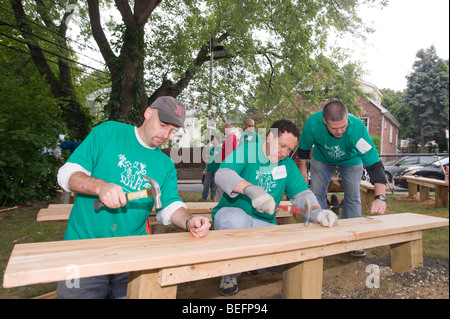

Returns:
432,157,449,166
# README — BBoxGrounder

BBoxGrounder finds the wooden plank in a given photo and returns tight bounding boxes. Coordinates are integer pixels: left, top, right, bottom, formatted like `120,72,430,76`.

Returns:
419,185,430,202
48,204,74,209
31,291,58,299
328,178,344,192
37,201,293,221
283,258,323,299
390,239,423,273
37,208,72,221
177,180,202,184
408,181,418,197
360,180,375,191
435,185,449,208
127,269,177,299
402,176,449,208
158,231,422,286
402,176,449,187
3,213,448,289
360,181,376,207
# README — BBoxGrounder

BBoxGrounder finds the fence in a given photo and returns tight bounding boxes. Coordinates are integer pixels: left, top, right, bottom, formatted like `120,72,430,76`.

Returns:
379,153,448,166
163,147,448,193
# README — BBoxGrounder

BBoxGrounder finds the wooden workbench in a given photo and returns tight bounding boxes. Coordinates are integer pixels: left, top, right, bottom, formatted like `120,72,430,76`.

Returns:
3,213,448,299
402,176,449,208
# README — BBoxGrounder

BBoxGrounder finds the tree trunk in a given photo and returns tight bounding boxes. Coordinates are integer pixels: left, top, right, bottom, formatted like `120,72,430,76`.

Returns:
88,0,225,123
10,0,90,140
88,0,160,124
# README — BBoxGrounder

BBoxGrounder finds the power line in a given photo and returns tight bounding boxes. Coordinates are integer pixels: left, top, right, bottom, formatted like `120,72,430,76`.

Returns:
0,4,106,67
0,18,105,67
0,31,109,76
0,42,109,81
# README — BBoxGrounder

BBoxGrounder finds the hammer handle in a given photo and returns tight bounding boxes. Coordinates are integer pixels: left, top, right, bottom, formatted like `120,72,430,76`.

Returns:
93,199,106,210
93,189,150,210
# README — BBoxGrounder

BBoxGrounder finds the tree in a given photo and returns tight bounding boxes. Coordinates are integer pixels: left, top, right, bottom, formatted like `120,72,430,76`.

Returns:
7,0,92,140
2,0,387,131
405,46,449,152
0,37,66,206
81,0,385,125
381,88,415,143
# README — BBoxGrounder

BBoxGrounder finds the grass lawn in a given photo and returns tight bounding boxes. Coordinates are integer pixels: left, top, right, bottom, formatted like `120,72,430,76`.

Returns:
0,192,448,299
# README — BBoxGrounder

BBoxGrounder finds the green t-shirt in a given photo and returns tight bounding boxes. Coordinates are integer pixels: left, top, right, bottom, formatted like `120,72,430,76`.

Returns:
205,145,222,172
239,131,262,145
298,111,380,167
63,121,181,240
212,143,309,225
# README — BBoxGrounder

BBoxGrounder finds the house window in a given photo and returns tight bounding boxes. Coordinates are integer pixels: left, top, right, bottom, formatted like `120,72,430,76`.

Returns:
361,117,369,130
389,124,393,144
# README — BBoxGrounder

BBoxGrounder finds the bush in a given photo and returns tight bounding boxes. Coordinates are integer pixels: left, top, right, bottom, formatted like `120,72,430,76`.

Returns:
371,135,381,154
0,68,66,206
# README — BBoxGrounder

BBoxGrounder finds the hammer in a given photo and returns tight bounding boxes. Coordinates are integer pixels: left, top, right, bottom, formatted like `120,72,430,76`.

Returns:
93,176,162,210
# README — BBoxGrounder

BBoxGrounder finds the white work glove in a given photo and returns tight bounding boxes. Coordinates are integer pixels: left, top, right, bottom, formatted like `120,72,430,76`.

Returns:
311,208,338,227
244,185,276,215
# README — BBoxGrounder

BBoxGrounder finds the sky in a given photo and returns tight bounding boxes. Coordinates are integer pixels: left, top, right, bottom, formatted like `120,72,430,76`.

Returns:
343,0,450,92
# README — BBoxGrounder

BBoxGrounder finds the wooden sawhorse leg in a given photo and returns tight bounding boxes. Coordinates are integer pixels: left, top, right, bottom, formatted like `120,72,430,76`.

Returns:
408,182,418,197
127,269,177,299
419,185,430,202
435,185,449,208
282,258,323,299
390,238,423,273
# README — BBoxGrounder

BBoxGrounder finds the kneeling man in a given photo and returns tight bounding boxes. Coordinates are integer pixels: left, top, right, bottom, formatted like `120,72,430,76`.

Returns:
213,119,338,296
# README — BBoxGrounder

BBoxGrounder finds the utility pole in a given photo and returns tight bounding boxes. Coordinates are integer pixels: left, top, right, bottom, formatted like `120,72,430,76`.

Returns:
208,38,214,142
209,38,214,110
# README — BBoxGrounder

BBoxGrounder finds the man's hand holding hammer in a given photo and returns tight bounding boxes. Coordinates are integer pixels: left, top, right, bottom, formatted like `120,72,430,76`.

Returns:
67,172,210,238
68,171,128,209
56,96,211,299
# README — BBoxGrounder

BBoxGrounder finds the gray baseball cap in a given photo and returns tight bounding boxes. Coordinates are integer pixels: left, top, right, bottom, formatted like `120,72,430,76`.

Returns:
150,96,186,128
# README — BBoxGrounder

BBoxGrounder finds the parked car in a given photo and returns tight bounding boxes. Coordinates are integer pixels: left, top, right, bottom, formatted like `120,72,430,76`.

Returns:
394,157,449,188
384,155,439,183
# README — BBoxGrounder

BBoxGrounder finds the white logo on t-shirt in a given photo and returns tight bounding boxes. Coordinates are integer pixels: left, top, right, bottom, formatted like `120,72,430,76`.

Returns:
118,154,149,191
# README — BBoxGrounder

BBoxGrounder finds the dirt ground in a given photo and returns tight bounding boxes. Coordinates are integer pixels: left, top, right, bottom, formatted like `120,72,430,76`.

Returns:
176,247,449,299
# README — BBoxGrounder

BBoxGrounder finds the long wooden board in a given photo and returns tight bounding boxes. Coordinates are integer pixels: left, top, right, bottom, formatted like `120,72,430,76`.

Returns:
402,176,449,188
3,213,448,288
36,201,294,221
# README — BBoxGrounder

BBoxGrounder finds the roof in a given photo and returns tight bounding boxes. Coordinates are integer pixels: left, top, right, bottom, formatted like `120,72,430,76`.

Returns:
358,80,401,128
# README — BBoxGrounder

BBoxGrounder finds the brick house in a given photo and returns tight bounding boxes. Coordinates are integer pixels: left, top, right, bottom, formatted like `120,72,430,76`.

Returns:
359,80,400,155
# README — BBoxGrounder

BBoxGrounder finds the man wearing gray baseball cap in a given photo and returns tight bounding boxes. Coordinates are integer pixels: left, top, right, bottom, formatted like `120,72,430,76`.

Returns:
56,95,210,299
150,96,186,128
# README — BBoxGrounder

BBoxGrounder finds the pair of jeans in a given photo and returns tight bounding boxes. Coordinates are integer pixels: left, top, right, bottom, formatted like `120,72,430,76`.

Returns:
202,171,217,200
56,272,129,299
214,207,275,279
310,158,363,219
214,207,275,230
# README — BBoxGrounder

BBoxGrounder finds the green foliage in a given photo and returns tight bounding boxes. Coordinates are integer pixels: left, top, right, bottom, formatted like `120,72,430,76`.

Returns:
381,88,415,143
0,46,66,206
140,0,385,126
370,135,381,153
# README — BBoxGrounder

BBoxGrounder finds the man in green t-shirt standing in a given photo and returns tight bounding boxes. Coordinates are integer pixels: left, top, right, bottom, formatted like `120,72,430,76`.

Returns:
297,101,387,257
239,118,261,145
213,119,338,296
55,96,210,299
201,135,222,201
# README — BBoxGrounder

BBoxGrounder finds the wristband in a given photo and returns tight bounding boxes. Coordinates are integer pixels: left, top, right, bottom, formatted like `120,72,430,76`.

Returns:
185,216,193,231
